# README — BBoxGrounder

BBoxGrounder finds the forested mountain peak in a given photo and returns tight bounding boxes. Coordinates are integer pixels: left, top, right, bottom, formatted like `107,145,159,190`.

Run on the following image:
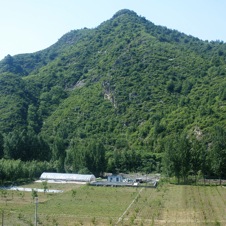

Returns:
0,9,226,178
112,9,138,18
1,8,223,77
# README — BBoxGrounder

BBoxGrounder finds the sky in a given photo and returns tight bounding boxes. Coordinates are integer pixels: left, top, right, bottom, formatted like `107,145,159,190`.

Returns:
0,0,226,60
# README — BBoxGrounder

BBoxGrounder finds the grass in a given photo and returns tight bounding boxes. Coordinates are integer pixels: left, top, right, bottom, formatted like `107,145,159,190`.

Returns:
0,182,226,225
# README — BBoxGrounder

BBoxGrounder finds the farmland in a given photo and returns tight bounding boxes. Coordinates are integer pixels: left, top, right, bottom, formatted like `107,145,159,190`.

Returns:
0,182,226,225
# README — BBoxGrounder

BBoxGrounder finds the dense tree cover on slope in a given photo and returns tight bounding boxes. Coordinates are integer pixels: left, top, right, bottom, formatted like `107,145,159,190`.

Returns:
0,9,226,181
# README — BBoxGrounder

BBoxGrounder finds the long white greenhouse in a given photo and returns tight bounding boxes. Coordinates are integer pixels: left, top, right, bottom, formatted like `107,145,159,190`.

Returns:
40,172,96,183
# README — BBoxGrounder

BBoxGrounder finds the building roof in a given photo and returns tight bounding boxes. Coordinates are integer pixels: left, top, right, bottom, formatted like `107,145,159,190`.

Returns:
40,172,96,182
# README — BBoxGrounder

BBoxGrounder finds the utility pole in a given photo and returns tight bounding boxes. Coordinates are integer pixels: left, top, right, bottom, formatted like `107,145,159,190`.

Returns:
1,210,4,226
34,197,38,226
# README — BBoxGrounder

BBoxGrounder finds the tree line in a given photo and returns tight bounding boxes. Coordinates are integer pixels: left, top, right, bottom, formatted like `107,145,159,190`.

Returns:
163,126,226,185
0,129,162,182
0,126,226,185
0,159,54,184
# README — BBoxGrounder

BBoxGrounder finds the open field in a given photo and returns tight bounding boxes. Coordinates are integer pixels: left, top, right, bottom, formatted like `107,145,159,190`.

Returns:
0,182,226,225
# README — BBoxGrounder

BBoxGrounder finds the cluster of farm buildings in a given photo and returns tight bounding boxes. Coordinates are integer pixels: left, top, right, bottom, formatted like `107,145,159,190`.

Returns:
40,172,158,187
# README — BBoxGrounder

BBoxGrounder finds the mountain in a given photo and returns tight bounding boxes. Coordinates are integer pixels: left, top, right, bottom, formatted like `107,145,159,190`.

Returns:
0,9,226,176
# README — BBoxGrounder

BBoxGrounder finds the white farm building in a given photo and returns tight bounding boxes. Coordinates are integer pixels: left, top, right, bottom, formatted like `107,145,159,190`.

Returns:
40,172,96,183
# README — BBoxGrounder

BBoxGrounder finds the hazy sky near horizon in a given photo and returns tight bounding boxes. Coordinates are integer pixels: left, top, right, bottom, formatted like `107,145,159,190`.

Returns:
0,0,226,60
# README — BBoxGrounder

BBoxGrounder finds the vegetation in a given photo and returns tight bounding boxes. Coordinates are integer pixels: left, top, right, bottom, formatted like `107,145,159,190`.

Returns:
0,9,226,180
0,182,226,225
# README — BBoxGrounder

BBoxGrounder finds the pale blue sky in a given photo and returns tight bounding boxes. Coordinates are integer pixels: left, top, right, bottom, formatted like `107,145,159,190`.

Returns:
0,0,226,60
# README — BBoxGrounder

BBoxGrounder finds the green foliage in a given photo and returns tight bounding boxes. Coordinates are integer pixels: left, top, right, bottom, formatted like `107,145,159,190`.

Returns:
64,138,106,177
31,189,38,200
0,159,54,184
3,129,50,161
0,73,31,132
209,126,226,184
42,181,48,194
0,9,226,180
0,133,4,158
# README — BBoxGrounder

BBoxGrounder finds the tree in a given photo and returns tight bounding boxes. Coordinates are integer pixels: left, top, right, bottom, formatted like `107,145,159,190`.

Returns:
3,129,26,160
210,126,226,185
163,135,182,183
0,133,4,158
179,133,191,183
42,181,48,194
163,133,191,184
64,139,86,173
31,189,38,200
166,80,175,93
189,136,212,184
27,104,40,133
190,137,203,183
85,139,106,177
51,135,66,172
64,138,106,176
3,129,50,161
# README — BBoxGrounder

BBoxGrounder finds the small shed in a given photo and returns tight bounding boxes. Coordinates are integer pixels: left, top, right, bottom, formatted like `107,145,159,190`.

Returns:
40,172,96,183
107,175,123,183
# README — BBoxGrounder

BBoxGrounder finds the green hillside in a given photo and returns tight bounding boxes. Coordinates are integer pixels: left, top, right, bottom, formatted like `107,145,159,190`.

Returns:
0,9,226,180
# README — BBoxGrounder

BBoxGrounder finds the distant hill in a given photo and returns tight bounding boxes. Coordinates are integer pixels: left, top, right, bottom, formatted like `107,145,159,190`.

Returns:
0,9,226,177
